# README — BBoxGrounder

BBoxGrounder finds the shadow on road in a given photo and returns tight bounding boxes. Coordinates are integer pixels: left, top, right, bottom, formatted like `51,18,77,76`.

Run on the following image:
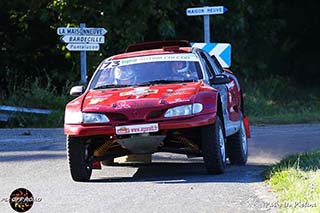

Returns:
90,162,267,184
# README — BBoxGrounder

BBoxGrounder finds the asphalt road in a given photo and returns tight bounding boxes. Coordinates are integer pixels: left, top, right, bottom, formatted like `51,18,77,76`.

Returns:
0,124,320,213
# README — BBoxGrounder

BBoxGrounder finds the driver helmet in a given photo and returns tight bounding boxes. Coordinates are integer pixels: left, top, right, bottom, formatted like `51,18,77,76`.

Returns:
172,61,189,73
115,65,136,84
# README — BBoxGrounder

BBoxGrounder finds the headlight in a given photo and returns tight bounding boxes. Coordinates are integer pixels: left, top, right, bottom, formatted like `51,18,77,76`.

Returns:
192,103,203,114
65,111,110,124
164,103,203,118
83,113,110,123
65,111,83,124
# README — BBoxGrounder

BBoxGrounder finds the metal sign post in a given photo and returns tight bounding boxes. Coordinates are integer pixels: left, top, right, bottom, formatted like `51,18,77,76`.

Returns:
57,24,107,85
187,6,232,67
186,6,228,42
80,23,87,84
203,15,210,43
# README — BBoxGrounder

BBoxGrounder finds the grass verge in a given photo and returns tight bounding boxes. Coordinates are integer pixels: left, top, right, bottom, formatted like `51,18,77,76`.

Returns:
0,78,72,128
250,111,320,125
242,77,320,124
264,150,320,211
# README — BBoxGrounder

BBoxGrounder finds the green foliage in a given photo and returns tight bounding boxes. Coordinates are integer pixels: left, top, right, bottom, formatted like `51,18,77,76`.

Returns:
0,77,72,127
1,77,71,109
0,0,319,127
2,0,319,93
243,77,320,124
267,169,320,211
3,111,65,128
264,151,320,211
265,150,320,179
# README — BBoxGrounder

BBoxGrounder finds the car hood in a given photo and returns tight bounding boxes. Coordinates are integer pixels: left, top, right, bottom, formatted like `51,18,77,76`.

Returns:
82,82,204,112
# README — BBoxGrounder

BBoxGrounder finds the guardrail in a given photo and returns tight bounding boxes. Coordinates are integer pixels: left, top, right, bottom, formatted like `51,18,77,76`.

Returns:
0,105,53,122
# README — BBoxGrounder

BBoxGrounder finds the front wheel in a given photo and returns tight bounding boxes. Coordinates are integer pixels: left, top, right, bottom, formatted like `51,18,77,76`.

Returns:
201,117,226,174
67,136,92,182
226,115,248,165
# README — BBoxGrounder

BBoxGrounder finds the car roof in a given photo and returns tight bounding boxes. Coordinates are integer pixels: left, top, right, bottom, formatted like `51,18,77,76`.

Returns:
111,47,193,60
125,40,191,52
109,40,194,60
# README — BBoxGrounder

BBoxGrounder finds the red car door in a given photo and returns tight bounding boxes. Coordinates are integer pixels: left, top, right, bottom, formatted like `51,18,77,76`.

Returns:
224,71,241,121
202,51,241,121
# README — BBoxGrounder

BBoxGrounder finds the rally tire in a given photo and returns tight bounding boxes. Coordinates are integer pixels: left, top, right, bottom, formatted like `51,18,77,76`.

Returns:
226,115,248,165
201,117,226,174
67,136,92,182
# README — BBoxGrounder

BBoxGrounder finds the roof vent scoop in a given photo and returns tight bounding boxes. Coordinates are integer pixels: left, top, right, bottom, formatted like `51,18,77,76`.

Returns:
162,46,180,51
125,40,190,52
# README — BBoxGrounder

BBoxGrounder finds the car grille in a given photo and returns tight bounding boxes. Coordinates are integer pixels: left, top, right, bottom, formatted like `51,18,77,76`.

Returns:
107,109,165,123
107,113,128,121
147,110,164,119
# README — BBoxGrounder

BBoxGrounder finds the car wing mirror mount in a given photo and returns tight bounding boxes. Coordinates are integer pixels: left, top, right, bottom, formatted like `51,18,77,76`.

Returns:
210,74,231,85
70,86,85,96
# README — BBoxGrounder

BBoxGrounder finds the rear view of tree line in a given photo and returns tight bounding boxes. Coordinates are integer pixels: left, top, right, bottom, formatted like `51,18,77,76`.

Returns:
1,0,319,105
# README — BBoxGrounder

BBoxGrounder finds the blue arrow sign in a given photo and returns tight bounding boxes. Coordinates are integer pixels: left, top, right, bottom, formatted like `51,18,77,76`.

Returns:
191,42,231,68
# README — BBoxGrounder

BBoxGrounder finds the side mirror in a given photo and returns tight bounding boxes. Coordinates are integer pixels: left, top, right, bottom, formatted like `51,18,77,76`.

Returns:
70,86,85,96
210,74,231,85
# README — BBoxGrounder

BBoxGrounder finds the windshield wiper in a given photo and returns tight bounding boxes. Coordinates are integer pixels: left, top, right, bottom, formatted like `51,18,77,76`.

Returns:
137,79,195,86
93,84,132,90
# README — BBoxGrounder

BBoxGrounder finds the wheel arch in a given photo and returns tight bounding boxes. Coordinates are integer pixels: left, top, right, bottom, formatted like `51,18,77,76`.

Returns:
216,93,226,137
240,90,245,114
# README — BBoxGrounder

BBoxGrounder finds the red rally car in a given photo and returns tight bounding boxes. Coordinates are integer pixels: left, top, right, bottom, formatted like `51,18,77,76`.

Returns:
64,40,250,182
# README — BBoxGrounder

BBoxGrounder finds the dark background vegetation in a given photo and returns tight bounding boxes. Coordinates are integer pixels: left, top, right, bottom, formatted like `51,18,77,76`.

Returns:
0,0,319,127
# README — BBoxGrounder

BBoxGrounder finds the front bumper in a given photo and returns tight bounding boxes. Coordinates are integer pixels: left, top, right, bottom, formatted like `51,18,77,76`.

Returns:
64,112,216,136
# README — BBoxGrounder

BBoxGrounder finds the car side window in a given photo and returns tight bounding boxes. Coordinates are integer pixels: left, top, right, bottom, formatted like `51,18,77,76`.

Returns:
202,51,224,75
210,54,224,74
199,51,215,79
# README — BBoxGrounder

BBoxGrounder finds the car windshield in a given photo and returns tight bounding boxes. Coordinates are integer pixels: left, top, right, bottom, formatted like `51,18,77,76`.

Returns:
90,53,202,89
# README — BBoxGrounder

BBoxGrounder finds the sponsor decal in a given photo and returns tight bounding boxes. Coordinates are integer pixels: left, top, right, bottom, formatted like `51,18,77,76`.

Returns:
164,88,195,97
169,91,187,96
166,89,174,93
174,88,195,95
175,87,195,91
113,99,157,109
119,53,198,66
86,95,112,99
168,98,190,104
115,101,131,109
88,95,112,105
120,88,158,97
115,123,159,135
116,127,130,135
89,98,105,105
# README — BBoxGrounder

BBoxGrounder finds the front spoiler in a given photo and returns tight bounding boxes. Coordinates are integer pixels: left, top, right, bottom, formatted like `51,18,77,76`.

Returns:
64,113,216,136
